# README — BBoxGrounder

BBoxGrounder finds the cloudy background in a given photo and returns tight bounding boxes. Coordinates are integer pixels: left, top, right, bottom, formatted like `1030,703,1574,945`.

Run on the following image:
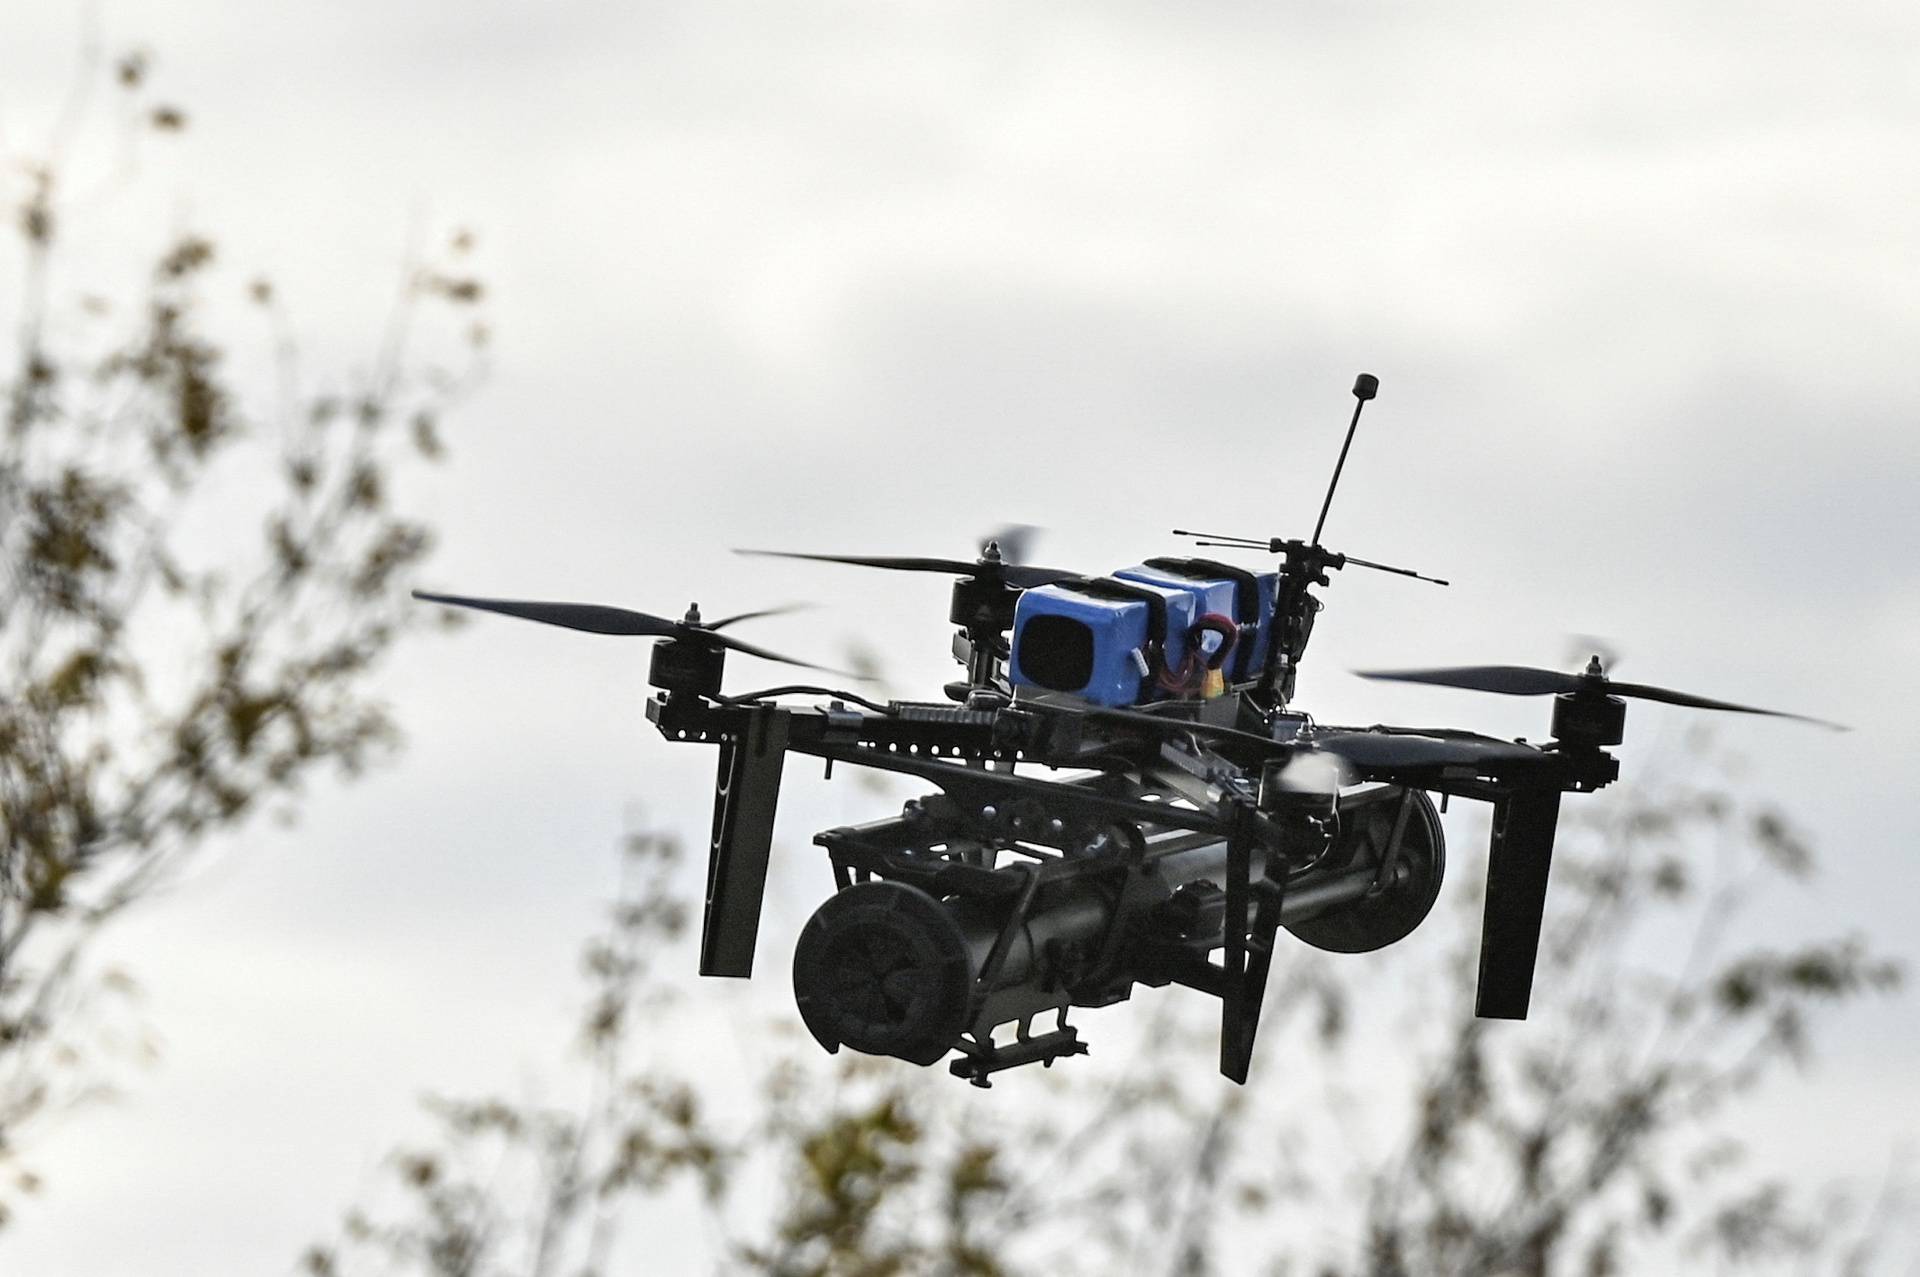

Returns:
2,1,1916,1272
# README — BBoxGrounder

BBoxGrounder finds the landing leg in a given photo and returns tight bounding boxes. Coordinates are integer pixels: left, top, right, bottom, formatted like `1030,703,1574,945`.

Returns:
1474,785,1564,1019
699,706,789,977
1220,802,1286,1083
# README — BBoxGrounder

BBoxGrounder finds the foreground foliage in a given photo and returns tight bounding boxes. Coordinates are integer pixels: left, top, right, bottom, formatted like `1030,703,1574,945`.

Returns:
0,39,485,1218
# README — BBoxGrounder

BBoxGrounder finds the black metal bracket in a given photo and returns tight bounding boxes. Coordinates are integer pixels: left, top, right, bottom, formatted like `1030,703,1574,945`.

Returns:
950,1009,1088,1088
647,680,1616,1079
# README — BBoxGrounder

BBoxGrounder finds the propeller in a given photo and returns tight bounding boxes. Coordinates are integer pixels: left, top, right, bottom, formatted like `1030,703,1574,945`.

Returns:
1355,656,1846,730
1565,633,1623,672
983,523,1041,566
410,591,854,677
734,540,1082,590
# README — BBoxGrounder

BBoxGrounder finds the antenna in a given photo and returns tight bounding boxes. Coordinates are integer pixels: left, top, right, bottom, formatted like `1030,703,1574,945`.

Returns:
1170,529,1266,548
1310,373,1378,547
1342,553,1448,586
1170,372,1445,594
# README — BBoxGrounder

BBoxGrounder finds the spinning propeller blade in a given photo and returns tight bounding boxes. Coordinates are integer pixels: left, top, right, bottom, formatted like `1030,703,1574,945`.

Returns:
741,551,979,574
735,548,1081,590
1356,665,1585,696
1355,661,1845,730
983,523,1041,566
410,591,855,677
705,603,812,631
410,592,678,637
1601,679,1844,728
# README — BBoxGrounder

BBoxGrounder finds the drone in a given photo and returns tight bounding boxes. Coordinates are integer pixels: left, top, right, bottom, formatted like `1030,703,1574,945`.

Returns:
414,375,1840,1087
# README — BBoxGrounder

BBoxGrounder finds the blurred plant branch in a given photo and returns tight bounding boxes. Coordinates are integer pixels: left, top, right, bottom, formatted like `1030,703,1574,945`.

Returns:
0,35,487,1219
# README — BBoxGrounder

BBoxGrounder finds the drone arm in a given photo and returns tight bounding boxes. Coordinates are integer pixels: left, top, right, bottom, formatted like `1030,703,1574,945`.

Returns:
698,705,791,977
1473,784,1564,1019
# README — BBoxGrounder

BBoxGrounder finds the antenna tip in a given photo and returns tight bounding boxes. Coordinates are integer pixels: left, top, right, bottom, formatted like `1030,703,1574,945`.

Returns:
1352,373,1379,401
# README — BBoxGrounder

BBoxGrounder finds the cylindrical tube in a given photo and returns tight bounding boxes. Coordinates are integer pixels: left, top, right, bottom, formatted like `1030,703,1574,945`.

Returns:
793,835,1402,1064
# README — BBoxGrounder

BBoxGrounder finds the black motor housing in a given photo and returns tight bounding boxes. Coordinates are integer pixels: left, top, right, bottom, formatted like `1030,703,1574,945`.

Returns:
1284,788,1446,953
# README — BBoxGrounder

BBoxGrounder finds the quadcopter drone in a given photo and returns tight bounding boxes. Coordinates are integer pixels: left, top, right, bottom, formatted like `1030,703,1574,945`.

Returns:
414,375,1838,1087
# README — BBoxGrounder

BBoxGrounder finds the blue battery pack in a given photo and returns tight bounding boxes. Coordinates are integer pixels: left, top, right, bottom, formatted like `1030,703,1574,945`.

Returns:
1009,577,1198,706
1119,558,1278,681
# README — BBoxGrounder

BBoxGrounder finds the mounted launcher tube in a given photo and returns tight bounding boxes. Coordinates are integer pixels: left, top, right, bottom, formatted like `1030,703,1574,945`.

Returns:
792,786,1441,1068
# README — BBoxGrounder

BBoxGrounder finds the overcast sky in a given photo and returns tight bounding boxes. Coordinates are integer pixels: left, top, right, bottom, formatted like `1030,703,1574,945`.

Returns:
3,2,1917,1273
